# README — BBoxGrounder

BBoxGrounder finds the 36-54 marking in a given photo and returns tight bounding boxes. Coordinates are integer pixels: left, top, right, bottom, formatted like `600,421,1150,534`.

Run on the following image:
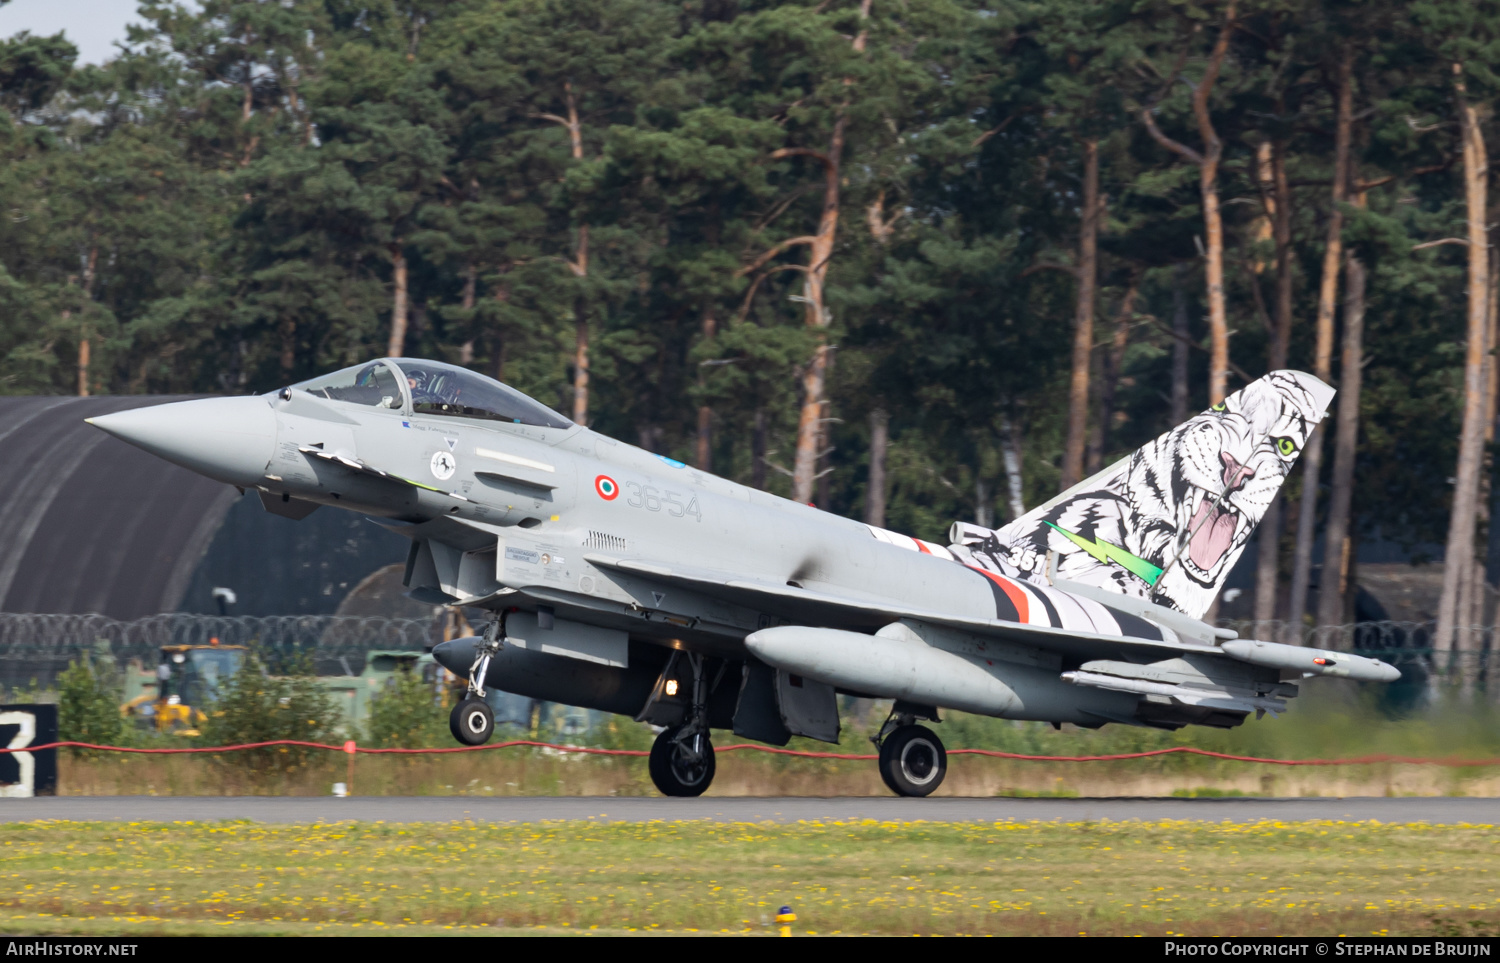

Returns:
624,480,702,520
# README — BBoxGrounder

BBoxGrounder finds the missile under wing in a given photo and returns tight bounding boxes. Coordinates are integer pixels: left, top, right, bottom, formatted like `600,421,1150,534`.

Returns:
87,361,1397,798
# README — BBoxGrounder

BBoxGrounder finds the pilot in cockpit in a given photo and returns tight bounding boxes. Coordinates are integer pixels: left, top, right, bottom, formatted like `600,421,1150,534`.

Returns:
407,369,460,410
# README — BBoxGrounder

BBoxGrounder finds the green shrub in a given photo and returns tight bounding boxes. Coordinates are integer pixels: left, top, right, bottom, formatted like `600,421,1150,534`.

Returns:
363,668,448,748
57,652,125,756
199,649,339,776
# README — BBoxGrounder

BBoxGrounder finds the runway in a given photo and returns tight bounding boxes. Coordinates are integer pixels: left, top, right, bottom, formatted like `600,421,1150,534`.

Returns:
1,795,1495,823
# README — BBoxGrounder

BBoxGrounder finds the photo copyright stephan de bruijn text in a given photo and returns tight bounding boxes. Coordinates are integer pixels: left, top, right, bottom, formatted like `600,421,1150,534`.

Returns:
1166,943,1493,957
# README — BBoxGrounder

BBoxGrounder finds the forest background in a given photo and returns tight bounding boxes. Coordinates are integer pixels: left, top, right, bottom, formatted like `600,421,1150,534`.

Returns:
0,0,1497,677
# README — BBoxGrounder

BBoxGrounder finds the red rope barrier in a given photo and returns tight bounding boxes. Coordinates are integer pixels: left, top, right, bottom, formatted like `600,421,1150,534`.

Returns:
6,740,1500,767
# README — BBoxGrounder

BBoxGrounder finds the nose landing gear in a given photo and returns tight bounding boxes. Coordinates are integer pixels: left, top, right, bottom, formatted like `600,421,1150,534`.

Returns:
450,618,503,747
873,704,947,797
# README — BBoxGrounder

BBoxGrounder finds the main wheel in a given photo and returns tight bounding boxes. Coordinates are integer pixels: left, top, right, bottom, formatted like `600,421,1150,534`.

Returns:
878,724,947,797
450,697,494,746
648,725,716,797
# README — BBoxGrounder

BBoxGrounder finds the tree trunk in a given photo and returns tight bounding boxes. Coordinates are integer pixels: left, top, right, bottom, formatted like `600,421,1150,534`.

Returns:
791,119,845,503
1201,148,1227,406
695,310,717,471
1271,139,1294,369
572,300,589,426
1288,51,1352,642
1466,236,1497,677
76,337,89,398
1316,239,1366,632
537,86,593,425
752,407,768,491
1254,138,1295,626
387,245,409,358
279,318,295,376
1061,138,1099,490
1170,267,1190,424
1483,242,1500,597
1001,414,1025,522
866,407,889,527
816,397,832,509
791,0,870,503
492,277,511,382
1087,276,1139,472
75,245,98,397
1435,63,1492,684
1455,553,1475,676
1139,2,1235,405
459,262,476,365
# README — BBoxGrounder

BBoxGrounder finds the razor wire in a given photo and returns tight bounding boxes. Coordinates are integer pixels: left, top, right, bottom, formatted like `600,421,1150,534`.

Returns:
1218,619,1493,670
0,613,1489,690
0,613,444,690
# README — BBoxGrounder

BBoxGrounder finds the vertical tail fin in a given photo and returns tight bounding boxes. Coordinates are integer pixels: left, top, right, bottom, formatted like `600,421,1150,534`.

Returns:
952,370,1334,620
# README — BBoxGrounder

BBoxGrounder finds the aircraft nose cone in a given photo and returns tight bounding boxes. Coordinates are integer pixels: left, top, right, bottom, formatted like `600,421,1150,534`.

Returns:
1373,660,1402,683
87,396,276,486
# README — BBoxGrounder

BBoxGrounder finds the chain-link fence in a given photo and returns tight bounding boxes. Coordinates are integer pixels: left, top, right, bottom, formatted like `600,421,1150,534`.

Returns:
0,613,445,693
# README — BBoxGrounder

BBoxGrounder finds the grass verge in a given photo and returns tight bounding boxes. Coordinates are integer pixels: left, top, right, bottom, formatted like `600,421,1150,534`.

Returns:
1,819,1497,936
53,688,1500,797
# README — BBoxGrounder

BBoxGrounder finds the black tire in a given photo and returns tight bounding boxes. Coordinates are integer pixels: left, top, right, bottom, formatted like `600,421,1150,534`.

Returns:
648,725,716,797
450,697,494,746
878,725,947,797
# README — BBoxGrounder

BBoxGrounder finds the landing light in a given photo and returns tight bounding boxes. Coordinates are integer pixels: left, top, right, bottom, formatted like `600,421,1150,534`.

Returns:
665,679,679,696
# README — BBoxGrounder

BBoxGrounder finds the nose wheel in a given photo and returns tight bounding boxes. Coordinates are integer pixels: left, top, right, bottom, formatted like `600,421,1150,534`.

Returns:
450,697,494,745
649,724,716,796
875,716,947,797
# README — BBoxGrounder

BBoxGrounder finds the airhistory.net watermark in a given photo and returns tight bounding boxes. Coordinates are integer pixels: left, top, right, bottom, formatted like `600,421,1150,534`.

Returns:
5,943,138,956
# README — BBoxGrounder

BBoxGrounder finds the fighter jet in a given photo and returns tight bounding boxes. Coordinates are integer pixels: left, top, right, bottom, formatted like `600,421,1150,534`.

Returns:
88,360,1398,797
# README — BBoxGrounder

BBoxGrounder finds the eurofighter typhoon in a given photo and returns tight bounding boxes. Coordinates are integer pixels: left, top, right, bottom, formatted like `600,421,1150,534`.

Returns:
88,360,1398,796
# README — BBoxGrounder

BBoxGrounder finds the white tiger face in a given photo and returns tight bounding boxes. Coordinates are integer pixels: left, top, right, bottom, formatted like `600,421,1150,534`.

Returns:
1134,371,1331,613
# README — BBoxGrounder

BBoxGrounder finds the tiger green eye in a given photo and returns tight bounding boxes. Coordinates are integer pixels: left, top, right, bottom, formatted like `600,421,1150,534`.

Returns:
1210,402,1227,413
1276,437,1297,457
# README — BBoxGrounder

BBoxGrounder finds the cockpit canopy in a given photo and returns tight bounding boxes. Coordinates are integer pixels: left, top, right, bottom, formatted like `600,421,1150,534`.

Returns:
291,359,573,430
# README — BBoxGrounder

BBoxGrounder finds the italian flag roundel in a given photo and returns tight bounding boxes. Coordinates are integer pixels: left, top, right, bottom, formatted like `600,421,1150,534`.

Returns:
595,475,619,500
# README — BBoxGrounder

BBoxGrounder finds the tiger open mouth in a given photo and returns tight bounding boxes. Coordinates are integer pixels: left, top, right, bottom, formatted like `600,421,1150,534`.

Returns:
1182,451,1255,579
1185,490,1241,576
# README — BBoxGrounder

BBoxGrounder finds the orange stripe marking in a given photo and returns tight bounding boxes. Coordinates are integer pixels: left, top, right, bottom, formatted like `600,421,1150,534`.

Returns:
967,565,1029,623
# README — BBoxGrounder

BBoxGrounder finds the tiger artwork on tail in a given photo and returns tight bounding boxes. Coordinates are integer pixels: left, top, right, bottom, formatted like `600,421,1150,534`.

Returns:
949,370,1335,621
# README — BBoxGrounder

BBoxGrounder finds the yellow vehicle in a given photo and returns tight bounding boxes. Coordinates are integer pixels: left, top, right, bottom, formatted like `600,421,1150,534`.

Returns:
122,643,246,736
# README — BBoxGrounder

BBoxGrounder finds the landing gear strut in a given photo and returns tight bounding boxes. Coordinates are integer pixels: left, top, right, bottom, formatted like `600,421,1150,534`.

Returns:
648,653,716,797
450,618,503,746
873,705,947,797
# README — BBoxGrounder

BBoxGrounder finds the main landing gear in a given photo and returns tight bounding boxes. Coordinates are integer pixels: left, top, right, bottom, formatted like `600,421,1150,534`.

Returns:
648,653,716,797
450,619,503,746
873,706,947,797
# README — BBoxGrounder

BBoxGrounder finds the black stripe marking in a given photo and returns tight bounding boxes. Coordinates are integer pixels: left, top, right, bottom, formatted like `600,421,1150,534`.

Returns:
973,568,1020,622
1032,587,1061,628
1108,608,1164,641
